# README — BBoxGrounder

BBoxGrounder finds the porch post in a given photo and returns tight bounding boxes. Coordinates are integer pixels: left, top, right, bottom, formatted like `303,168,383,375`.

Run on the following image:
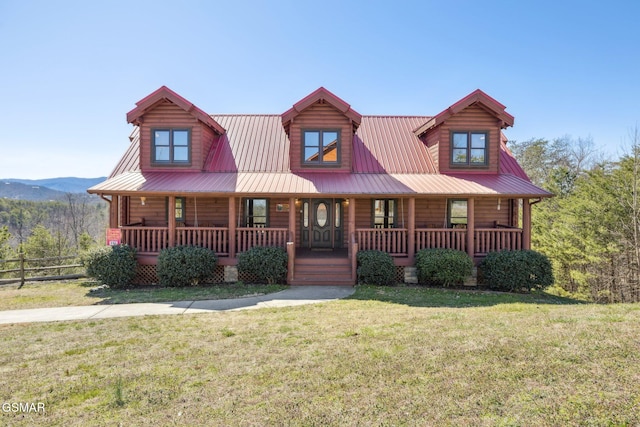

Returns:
168,196,176,247
348,198,356,258
111,196,119,228
523,198,531,250
466,197,475,259
228,197,236,258
408,197,415,261
288,197,296,243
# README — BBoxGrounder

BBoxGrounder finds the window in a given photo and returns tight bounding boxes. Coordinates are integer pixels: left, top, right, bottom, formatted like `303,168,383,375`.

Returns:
373,199,396,228
448,199,467,228
303,130,340,165
451,131,488,166
153,129,191,164
245,199,268,227
165,197,186,223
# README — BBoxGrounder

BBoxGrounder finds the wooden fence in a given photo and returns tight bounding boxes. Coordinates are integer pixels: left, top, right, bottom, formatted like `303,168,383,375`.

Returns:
0,254,84,288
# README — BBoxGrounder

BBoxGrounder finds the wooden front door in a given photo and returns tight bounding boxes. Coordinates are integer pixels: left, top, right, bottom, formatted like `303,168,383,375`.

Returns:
301,199,343,249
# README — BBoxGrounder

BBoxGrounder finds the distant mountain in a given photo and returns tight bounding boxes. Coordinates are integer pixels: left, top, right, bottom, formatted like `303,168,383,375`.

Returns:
0,177,106,201
2,177,106,194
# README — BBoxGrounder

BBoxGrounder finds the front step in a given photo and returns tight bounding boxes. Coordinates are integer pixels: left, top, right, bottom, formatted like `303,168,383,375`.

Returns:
290,256,354,286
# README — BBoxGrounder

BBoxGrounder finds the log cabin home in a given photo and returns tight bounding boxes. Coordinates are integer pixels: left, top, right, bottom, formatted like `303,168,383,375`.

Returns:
88,86,552,285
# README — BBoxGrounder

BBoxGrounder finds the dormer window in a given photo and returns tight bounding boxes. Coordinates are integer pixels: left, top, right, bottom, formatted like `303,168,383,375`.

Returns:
451,131,488,166
303,130,340,165
153,129,191,165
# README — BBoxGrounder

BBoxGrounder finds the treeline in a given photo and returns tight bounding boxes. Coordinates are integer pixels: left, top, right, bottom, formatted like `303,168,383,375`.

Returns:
512,133,640,303
0,194,108,262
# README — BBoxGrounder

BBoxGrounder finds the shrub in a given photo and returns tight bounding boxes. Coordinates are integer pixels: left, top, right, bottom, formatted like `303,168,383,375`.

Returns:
156,246,218,287
415,248,473,287
478,250,554,292
237,246,287,284
357,250,395,286
83,244,137,288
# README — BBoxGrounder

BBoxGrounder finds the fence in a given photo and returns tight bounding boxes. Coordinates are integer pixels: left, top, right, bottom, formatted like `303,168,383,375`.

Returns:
0,254,84,288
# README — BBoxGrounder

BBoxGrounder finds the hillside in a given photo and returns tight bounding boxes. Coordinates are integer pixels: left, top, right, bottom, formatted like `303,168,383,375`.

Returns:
0,177,106,200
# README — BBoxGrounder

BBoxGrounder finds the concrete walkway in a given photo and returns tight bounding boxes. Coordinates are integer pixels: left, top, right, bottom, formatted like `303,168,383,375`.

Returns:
0,286,356,325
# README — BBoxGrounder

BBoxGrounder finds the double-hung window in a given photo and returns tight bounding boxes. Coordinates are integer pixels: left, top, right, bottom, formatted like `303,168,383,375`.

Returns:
245,199,268,227
303,130,340,165
153,129,191,165
448,199,467,228
373,199,396,228
451,131,488,166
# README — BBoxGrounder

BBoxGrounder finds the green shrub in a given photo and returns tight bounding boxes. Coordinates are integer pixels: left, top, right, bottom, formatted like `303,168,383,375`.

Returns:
415,248,473,287
156,246,218,287
83,244,137,288
237,246,287,284
357,250,395,286
478,250,554,292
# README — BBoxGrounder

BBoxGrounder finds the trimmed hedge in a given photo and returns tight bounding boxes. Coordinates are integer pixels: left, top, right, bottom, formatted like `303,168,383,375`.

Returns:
83,244,137,289
478,250,554,292
157,246,218,287
357,250,395,286
237,246,288,284
415,248,473,287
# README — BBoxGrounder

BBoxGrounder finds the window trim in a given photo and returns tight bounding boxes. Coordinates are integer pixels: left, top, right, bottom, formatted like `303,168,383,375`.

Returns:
244,198,269,227
448,199,468,228
302,129,341,167
450,131,489,168
152,128,192,166
372,199,397,229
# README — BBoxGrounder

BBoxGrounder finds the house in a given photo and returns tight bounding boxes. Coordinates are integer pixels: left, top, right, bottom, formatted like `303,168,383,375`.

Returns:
88,86,552,285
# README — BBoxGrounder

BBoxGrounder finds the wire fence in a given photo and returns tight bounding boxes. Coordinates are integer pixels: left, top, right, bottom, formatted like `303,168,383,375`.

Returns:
0,254,85,288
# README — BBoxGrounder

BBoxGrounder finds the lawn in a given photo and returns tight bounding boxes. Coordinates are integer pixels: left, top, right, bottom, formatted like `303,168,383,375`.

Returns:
0,286,638,426
0,280,287,310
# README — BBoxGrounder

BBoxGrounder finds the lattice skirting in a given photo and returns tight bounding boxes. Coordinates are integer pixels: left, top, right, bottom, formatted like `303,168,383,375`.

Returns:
133,264,225,285
395,266,405,284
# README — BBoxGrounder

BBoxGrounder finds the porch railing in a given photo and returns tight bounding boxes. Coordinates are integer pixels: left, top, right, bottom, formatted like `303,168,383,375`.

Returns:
474,228,522,254
121,227,169,254
176,227,229,256
415,228,467,252
357,228,408,256
236,227,289,253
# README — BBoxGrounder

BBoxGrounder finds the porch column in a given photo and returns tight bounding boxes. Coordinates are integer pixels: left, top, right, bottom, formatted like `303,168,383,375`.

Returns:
288,197,296,243
228,197,236,258
466,197,475,259
348,198,356,258
523,198,531,250
407,197,415,261
168,196,176,247
110,196,119,228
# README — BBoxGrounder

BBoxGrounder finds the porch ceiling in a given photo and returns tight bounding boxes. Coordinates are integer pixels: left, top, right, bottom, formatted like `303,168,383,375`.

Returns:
88,171,552,198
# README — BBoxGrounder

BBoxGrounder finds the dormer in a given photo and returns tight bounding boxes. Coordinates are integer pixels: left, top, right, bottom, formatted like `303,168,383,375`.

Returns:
414,90,514,174
282,87,361,173
126,86,225,172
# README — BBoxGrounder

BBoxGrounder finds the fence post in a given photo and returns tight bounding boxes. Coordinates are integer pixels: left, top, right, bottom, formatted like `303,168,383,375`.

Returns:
18,252,25,289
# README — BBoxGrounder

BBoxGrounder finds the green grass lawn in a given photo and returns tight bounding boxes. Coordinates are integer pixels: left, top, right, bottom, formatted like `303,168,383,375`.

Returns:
0,280,287,310
0,285,638,426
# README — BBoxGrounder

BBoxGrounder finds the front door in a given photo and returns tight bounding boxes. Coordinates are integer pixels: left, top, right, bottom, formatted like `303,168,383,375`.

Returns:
301,199,343,249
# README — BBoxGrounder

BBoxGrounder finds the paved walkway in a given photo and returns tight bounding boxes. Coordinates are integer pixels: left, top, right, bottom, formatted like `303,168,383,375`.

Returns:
0,286,355,325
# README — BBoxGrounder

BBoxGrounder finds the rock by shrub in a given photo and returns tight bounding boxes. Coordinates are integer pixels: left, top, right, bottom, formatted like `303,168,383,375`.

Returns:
237,246,287,284
157,245,218,287
478,249,554,292
83,244,137,289
356,250,395,286
415,248,473,287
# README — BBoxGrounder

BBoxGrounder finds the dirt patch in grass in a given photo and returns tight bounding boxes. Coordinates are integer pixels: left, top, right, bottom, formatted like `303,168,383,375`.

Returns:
0,287,638,425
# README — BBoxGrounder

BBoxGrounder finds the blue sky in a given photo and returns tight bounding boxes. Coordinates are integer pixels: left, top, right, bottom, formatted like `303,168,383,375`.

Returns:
1,0,638,179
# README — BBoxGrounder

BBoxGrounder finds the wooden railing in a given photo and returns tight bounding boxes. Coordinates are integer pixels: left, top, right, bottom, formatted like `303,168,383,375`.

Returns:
357,228,408,256
474,228,522,254
121,227,169,253
236,227,289,253
415,228,467,252
176,227,229,256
